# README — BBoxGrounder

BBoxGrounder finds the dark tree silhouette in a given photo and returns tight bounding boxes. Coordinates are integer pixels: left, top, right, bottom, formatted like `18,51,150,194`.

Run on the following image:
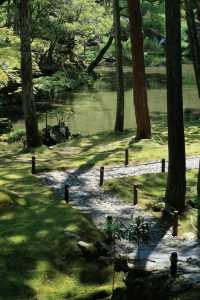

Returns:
113,0,124,132
185,0,200,98
19,0,41,148
165,0,186,212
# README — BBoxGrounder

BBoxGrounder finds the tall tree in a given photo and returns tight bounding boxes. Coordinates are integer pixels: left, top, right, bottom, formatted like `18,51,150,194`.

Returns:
165,0,186,212
113,0,124,132
127,0,151,140
185,0,200,98
19,0,41,148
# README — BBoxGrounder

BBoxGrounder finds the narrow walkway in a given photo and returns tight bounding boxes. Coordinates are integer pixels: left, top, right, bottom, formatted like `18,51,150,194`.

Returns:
39,156,200,277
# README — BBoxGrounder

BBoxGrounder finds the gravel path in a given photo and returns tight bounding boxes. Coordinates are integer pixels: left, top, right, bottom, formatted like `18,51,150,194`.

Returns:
39,156,200,276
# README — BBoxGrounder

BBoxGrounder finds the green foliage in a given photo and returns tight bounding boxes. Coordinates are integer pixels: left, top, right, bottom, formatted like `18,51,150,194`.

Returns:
105,216,151,244
105,216,151,260
0,147,118,299
34,70,94,95
7,129,25,143
104,169,200,237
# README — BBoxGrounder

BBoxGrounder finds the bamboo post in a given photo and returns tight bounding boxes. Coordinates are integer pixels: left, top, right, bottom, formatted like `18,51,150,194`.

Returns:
172,211,179,237
64,185,69,204
100,166,104,186
32,156,36,174
161,158,166,173
170,252,178,277
125,148,129,166
133,184,138,205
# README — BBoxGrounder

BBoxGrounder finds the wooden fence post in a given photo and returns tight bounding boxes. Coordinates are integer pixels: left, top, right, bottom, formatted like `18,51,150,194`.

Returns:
100,166,104,186
133,184,138,205
170,252,178,277
32,156,36,174
65,185,69,204
125,149,129,166
172,211,179,237
161,159,166,173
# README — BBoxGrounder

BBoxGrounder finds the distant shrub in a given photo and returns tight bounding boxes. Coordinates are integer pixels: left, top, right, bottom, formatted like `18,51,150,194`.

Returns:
7,129,25,143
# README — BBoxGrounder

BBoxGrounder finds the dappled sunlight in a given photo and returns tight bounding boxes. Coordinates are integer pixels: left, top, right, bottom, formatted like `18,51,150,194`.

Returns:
104,171,200,237
0,157,112,298
7,234,27,244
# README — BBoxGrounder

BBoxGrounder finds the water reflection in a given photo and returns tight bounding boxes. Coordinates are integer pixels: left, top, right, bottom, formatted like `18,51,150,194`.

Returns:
6,65,200,134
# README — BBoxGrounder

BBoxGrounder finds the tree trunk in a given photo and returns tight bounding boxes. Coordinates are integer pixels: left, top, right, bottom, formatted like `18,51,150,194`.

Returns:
87,35,114,73
113,0,124,132
185,0,200,98
19,0,41,148
165,0,186,212
127,0,151,140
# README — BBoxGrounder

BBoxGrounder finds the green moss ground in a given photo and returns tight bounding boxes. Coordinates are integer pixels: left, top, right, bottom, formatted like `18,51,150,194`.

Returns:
1,119,200,299
104,170,200,237
1,130,200,299
1,117,200,173
0,150,124,299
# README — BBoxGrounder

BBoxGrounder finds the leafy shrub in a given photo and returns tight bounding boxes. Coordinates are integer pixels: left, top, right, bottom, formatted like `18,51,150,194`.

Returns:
34,69,94,97
6,129,25,143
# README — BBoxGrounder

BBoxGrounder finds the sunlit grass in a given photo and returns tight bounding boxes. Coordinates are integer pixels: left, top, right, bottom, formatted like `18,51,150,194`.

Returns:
1,119,200,174
0,120,200,298
0,159,120,299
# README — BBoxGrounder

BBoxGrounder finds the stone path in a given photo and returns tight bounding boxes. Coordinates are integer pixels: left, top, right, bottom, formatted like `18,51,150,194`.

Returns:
39,156,200,279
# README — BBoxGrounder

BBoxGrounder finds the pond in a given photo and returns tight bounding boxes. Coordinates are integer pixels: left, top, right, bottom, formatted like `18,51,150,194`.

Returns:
13,64,200,135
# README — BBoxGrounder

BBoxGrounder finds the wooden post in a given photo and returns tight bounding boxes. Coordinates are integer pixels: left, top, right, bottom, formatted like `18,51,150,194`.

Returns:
161,158,166,173
100,166,104,186
133,184,138,205
197,160,200,198
172,211,179,237
32,156,36,174
64,185,69,204
170,252,178,277
125,148,129,166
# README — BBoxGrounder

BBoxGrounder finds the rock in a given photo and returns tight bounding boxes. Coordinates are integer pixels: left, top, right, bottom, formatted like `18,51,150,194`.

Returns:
78,240,113,261
182,232,196,241
94,241,110,256
41,123,71,146
125,269,170,300
0,118,12,134
152,202,165,212
114,264,200,300
97,256,113,266
186,257,200,267
77,241,98,259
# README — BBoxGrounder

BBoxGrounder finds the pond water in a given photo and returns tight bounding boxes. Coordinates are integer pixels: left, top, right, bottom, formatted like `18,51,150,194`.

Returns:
14,64,200,135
